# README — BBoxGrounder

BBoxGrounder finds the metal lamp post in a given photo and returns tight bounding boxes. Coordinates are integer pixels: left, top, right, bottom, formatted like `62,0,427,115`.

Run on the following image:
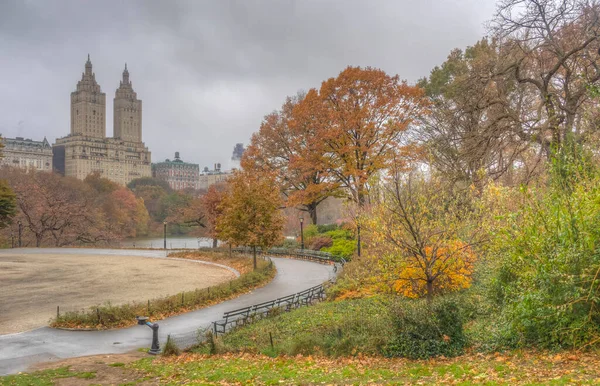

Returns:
163,221,167,250
299,216,304,250
18,221,22,248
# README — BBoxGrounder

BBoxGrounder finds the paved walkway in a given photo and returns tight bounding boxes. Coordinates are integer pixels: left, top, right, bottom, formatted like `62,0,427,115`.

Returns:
0,248,334,375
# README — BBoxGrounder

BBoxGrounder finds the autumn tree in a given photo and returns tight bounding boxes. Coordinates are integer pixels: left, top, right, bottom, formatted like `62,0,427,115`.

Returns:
2,169,105,247
491,0,600,154
243,92,337,224
200,183,227,247
85,174,150,239
298,66,429,205
128,177,171,222
418,39,539,189
365,171,482,300
216,170,284,268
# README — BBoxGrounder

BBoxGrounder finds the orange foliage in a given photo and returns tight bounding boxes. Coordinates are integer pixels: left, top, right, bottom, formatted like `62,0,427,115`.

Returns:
216,170,284,250
243,93,337,224
392,241,477,298
295,66,429,205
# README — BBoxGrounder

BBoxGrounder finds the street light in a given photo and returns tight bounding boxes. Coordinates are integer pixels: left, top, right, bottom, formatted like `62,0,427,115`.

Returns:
299,216,304,250
18,221,22,248
163,221,167,250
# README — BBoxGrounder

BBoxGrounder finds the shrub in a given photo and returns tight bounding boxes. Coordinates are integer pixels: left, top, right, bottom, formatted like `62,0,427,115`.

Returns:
323,238,356,259
309,235,333,250
316,224,338,233
162,335,181,356
384,297,467,359
278,238,299,249
486,142,600,349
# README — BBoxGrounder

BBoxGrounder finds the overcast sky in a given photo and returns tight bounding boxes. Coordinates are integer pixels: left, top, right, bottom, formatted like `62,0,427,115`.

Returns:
0,0,496,170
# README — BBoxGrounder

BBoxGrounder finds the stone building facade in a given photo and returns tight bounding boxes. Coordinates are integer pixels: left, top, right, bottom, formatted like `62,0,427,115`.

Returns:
199,163,231,191
53,56,151,185
152,152,200,190
0,136,53,171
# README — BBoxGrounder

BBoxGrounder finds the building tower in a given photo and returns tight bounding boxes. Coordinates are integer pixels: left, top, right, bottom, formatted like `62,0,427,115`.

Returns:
70,54,106,138
113,63,143,143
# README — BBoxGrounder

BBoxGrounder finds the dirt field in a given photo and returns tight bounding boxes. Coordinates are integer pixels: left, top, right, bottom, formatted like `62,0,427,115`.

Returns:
0,252,235,334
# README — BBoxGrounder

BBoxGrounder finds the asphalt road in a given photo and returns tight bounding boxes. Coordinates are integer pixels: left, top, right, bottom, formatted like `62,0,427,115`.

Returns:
0,248,334,375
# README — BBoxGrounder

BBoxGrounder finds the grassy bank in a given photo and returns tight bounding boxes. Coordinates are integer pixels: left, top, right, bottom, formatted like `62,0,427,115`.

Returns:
3,351,600,385
198,297,394,357
50,251,275,330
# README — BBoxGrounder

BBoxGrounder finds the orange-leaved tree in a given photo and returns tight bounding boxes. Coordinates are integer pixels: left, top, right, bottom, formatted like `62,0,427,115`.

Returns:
243,92,338,224
200,183,227,247
216,170,284,269
296,66,429,206
365,171,481,300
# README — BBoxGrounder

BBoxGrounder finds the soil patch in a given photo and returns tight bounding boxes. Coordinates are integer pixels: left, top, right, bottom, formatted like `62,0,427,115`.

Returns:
0,252,235,334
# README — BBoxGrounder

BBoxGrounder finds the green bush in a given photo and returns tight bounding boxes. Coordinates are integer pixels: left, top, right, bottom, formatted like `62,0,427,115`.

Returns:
487,142,600,349
323,238,355,259
278,238,300,249
384,297,467,359
321,228,356,259
316,224,338,233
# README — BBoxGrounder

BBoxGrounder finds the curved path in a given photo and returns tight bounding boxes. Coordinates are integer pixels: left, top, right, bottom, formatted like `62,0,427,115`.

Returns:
0,248,334,376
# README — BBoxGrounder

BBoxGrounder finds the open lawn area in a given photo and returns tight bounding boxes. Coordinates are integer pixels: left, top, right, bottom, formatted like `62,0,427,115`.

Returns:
2,351,600,385
0,252,235,334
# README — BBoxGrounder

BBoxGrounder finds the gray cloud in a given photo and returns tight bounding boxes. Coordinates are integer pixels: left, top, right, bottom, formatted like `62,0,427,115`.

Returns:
0,0,496,170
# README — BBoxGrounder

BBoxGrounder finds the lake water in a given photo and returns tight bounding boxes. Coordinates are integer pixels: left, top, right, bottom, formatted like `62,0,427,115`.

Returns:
124,236,214,249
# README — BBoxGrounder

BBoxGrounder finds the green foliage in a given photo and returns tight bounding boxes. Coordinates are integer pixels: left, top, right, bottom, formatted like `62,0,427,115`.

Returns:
322,238,355,259
384,297,467,359
303,224,320,240
0,367,96,385
316,224,338,233
127,177,172,192
200,297,394,357
278,238,299,249
487,141,600,349
302,223,356,258
0,179,15,229
322,228,356,259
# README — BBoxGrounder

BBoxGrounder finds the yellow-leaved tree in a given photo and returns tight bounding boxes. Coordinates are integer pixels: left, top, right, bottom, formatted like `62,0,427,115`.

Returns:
216,170,284,269
365,170,481,300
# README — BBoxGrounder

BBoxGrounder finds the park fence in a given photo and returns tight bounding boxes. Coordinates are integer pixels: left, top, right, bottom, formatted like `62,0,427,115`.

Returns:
167,249,343,351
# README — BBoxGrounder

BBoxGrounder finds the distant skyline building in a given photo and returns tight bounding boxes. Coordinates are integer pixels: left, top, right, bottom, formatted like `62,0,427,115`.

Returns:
199,162,230,191
152,152,199,191
0,136,53,171
53,55,152,185
230,142,245,170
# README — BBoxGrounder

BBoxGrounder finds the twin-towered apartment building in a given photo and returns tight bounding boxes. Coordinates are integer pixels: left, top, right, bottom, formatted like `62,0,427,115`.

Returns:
1,56,242,191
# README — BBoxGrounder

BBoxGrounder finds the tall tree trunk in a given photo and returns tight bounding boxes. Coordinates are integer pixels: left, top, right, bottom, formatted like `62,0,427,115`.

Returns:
426,280,434,303
307,202,318,225
252,245,257,270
